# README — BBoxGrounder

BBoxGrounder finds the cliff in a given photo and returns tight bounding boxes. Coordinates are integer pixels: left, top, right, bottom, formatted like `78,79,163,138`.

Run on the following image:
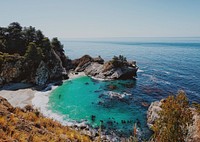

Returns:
0,23,70,86
0,50,69,86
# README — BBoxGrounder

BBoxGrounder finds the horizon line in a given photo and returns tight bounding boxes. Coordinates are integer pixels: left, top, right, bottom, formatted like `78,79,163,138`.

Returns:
60,36,200,40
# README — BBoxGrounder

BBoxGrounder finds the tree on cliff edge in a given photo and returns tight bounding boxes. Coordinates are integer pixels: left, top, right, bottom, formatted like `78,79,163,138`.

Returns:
25,42,43,63
152,91,193,142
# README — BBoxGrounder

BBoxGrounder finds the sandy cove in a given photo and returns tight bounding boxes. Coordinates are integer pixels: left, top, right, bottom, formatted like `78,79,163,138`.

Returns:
0,72,86,108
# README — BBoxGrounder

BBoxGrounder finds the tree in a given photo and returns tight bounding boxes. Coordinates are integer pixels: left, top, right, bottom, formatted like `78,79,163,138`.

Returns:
112,55,127,62
8,22,22,35
51,37,63,52
41,38,51,52
35,30,44,46
24,42,43,63
6,22,25,55
152,91,193,142
23,26,37,44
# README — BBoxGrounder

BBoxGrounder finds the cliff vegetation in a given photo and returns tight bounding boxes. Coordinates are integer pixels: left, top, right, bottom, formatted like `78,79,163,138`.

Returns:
0,22,70,86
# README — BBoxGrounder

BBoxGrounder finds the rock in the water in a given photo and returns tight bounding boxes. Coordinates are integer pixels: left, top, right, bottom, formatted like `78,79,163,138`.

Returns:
108,84,118,90
73,55,138,80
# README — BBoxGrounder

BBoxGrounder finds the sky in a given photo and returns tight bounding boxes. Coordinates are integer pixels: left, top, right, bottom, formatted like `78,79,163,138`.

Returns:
0,0,200,39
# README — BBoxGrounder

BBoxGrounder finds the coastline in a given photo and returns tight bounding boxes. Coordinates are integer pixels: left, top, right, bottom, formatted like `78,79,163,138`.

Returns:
0,72,86,109
0,72,129,141
32,71,87,124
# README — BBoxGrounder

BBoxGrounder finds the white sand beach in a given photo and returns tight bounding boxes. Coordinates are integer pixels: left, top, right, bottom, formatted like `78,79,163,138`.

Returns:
0,88,35,108
0,72,86,109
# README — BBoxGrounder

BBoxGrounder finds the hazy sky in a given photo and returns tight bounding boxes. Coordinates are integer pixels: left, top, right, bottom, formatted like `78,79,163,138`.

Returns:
0,0,200,38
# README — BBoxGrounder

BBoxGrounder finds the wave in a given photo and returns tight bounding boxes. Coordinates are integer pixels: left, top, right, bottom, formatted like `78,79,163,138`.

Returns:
142,74,171,85
103,91,132,99
32,84,77,124
138,69,144,73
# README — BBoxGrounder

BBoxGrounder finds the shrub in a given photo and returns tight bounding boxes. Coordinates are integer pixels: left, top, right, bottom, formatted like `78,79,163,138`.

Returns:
152,91,193,142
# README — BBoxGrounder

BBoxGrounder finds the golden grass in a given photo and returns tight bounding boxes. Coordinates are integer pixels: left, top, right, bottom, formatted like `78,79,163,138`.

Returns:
0,99,91,142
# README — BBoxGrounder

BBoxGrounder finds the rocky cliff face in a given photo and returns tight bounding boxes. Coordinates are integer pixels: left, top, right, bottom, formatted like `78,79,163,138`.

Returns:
0,54,25,85
72,55,138,80
0,48,69,86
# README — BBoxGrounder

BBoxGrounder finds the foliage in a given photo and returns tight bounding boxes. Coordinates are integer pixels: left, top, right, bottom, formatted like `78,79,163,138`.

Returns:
112,55,127,62
152,91,193,142
0,52,24,69
51,37,64,52
192,102,200,114
111,55,128,68
0,22,64,58
24,42,43,63
0,99,91,142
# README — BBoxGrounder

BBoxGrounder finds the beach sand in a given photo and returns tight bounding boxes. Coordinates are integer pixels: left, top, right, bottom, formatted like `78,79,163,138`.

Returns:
0,87,35,108
0,72,85,108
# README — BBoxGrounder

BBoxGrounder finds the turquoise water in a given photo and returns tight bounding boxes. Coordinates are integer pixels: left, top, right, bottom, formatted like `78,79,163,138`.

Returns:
48,37,200,138
48,76,147,137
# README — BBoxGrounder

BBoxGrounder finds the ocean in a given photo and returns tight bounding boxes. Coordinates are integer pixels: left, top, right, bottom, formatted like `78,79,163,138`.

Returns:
47,37,200,138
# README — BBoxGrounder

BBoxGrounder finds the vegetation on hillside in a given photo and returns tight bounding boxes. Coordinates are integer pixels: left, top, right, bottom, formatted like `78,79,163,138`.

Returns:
111,55,127,67
0,22,63,57
151,91,193,142
0,22,68,69
0,97,91,142
0,22,71,85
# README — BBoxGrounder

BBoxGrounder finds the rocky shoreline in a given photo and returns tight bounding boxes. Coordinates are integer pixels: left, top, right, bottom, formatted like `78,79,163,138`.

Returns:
0,81,132,142
0,54,138,87
0,54,139,141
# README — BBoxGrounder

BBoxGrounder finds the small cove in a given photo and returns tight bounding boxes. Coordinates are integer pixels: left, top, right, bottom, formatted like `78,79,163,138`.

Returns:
48,76,152,138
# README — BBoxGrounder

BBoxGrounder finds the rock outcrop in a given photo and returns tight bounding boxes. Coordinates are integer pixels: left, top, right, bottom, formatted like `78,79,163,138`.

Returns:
0,54,25,85
147,100,163,128
0,48,69,86
72,55,104,72
72,55,138,80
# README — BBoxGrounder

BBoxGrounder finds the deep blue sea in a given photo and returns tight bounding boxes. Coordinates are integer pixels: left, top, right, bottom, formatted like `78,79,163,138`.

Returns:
48,37,200,138
63,37,200,102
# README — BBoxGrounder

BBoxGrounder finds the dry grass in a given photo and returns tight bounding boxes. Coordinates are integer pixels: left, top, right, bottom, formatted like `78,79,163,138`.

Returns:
0,97,91,142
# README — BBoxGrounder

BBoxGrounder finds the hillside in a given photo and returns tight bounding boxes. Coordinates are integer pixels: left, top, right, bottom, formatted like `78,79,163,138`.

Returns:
0,96,91,141
0,22,71,86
